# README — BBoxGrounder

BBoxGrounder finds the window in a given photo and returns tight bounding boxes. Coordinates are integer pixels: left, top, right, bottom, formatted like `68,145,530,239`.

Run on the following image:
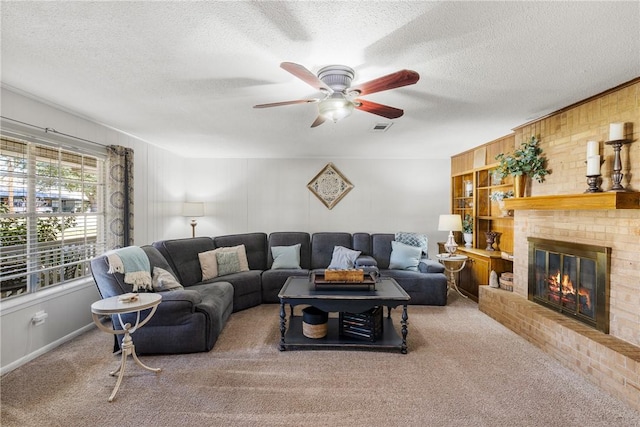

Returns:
0,135,106,300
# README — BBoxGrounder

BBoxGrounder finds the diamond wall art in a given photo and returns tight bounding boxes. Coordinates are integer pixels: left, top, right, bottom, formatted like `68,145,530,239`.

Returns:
307,163,354,210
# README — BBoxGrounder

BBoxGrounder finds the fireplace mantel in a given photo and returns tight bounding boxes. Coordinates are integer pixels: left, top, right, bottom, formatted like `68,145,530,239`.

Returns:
504,192,640,211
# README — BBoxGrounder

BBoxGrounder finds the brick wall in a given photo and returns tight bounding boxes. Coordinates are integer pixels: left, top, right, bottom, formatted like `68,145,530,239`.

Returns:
508,79,640,347
478,78,640,411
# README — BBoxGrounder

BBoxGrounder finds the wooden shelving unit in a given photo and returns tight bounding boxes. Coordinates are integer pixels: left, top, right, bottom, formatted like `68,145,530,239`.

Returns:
449,134,517,301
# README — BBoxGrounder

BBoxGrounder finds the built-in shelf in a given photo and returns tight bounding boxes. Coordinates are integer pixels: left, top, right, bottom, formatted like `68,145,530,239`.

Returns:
503,192,640,211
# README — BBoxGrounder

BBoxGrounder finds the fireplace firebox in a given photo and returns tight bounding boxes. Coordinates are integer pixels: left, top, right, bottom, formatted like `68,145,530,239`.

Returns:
528,238,610,333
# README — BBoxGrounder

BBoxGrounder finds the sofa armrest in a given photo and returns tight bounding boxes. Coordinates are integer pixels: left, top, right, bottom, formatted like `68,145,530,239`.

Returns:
355,255,377,268
419,259,445,274
112,289,204,329
153,289,203,316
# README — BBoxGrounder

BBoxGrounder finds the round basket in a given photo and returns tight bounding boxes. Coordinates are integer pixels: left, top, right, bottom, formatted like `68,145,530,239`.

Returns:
302,306,328,339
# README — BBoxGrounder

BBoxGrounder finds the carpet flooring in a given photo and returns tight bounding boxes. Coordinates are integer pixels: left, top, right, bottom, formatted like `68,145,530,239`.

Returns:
2,295,639,427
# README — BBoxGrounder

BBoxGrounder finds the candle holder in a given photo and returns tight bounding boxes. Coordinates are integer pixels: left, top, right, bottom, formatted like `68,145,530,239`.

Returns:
605,139,632,191
585,175,602,193
485,231,500,251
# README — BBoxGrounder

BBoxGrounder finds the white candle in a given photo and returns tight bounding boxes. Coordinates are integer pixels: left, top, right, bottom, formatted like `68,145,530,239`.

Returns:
586,140,598,157
609,123,624,141
586,155,601,176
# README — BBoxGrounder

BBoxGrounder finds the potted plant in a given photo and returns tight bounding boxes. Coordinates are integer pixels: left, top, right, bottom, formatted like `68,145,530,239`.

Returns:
494,136,550,197
462,214,473,247
490,190,514,216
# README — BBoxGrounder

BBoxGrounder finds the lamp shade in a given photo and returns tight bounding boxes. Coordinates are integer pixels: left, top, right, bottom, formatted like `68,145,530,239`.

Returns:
182,202,204,217
438,214,462,232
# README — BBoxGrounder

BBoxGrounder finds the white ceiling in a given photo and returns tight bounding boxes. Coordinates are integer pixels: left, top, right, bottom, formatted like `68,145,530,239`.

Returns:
1,1,639,159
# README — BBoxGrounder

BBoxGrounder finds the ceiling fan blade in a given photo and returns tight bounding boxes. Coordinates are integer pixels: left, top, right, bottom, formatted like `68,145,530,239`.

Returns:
281,62,332,92
253,99,317,108
350,69,419,96
354,99,404,119
310,116,326,128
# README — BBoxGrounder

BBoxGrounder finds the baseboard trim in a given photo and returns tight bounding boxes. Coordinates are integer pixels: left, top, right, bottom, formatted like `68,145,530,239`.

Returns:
0,323,96,376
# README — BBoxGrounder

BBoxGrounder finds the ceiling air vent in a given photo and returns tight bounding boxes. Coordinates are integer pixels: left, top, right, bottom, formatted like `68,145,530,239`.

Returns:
371,122,393,132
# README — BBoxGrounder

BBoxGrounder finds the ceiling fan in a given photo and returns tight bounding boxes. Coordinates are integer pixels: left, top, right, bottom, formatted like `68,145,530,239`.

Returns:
253,62,420,127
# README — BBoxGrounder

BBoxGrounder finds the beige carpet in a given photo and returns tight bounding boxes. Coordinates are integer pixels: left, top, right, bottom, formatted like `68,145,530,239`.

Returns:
2,295,639,427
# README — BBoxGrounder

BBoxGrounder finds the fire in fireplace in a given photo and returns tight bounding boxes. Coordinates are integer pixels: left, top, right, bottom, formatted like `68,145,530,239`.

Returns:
528,238,610,333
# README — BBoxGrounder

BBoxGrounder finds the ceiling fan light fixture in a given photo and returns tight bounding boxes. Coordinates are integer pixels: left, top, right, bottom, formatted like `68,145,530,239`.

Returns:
318,94,354,122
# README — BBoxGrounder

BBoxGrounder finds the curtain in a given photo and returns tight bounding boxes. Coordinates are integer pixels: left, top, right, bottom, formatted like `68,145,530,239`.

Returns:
106,145,134,249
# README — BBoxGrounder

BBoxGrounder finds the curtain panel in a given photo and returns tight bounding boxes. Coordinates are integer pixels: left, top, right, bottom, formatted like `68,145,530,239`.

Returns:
106,145,134,249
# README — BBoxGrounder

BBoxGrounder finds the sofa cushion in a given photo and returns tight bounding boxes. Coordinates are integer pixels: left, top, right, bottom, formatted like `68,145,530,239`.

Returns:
311,232,353,269
204,271,262,312
267,232,311,269
352,232,371,254
355,255,377,267
261,268,310,303
328,245,361,269
152,237,216,286
152,267,184,291
370,233,394,269
419,259,445,274
213,233,268,271
271,244,302,269
389,241,422,271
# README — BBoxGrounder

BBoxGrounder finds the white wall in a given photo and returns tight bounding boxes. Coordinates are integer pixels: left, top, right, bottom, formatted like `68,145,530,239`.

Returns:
178,158,450,258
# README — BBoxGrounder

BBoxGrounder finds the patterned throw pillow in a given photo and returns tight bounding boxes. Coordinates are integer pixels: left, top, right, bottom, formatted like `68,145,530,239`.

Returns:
152,267,184,291
395,232,429,256
199,244,250,280
215,251,241,277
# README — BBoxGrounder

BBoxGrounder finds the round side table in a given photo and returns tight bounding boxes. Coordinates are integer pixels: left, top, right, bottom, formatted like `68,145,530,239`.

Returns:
91,293,162,402
436,253,469,299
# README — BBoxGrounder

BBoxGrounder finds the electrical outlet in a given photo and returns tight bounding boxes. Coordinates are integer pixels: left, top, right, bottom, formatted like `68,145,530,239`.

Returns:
31,310,48,326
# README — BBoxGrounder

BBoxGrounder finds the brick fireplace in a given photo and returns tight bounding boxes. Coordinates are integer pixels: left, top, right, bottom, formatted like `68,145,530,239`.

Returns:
478,78,640,411
528,237,610,334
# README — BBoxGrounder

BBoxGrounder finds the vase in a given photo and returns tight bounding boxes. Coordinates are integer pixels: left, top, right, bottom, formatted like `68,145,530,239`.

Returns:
497,200,510,217
485,231,500,251
463,233,473,247
491,170,503,185
514,175,526,198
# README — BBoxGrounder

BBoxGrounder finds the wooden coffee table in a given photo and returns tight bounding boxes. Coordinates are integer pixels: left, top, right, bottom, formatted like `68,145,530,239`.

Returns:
277,276,410,353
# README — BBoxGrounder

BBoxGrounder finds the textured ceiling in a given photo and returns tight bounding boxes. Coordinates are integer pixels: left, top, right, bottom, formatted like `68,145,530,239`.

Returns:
1,1,639,159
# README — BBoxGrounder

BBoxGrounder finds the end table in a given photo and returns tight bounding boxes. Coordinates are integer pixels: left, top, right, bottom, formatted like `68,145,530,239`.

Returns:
436,253,468,299
91,293,162,402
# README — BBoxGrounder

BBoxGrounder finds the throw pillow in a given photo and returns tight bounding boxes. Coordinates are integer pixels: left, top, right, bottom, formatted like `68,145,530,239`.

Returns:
216,251,242,276
152,267,184,291
271,244,302,269
389,240,422,271
198,249,219,280
199,244,250,281
327,246,361,269
395,232,429,256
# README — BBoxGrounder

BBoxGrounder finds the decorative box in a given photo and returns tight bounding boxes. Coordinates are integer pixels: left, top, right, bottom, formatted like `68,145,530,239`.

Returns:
324,269,365,282
339,306,383,342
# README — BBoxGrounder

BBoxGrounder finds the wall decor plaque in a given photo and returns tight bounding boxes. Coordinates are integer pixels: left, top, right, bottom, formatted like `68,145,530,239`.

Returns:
307,163,354,209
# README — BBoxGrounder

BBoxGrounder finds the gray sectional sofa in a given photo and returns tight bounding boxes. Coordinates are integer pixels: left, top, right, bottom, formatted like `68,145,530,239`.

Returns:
90,231,447,355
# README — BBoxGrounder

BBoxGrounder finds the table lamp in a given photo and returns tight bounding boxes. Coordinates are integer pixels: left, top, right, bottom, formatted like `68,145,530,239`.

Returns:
182,202,204,238
438,214,462,256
